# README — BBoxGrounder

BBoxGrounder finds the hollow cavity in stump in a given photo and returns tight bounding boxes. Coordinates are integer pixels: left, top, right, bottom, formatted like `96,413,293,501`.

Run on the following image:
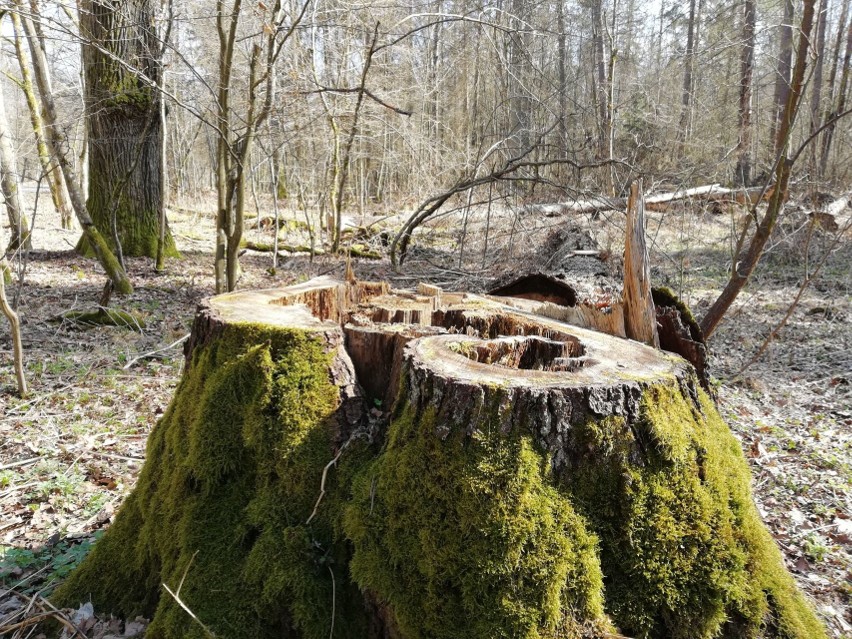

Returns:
54,277,827,639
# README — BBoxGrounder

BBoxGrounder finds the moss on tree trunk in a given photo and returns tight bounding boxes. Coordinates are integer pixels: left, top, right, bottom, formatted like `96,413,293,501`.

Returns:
54,279,827,639
75,0,178,261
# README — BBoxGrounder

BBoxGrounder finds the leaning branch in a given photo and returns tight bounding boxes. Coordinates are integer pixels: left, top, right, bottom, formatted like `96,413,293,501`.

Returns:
15,1,132,294
389,130,625,267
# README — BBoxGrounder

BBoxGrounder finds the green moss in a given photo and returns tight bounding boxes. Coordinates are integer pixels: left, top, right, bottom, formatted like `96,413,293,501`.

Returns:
53,315,824,639
78,227,133,295
60,308,146,329
565,385,826,639
54,325,367,639
348,244,382,260
344,404,609,639
105,73,152,111
78,186,179,262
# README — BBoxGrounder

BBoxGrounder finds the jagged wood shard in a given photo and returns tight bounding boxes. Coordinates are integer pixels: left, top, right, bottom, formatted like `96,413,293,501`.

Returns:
54,277,827,639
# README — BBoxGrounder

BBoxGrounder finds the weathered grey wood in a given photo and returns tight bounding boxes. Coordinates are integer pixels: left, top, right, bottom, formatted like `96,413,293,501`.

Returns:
526,183,772,216
622,181,659,347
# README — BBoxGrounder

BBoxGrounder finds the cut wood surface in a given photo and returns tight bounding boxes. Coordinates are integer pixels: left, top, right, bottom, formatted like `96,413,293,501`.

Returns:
55,277,828,639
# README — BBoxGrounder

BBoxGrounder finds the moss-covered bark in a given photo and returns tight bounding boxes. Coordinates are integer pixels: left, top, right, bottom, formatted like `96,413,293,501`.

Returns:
345,405,609,639
75,0,178,261
54,281,827,639
77,170,178,260
564,387,824,639
54,322,368,638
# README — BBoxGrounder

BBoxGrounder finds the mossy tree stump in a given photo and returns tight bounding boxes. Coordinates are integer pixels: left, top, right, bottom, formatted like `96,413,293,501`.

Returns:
55,277,826,639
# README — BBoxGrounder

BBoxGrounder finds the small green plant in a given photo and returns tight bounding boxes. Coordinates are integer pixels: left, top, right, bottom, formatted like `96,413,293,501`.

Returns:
803,535,829,562
0,533,104,593
82,493,109,519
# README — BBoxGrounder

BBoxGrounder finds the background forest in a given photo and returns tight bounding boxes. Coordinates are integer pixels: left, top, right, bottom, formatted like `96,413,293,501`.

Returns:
0,0,850,637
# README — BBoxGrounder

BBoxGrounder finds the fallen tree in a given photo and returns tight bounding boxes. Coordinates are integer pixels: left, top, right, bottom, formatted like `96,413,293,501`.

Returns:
524,184,774,216
55,278,826,639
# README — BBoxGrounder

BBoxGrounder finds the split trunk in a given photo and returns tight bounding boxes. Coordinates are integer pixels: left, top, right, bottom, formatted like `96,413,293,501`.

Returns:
55,278,826,639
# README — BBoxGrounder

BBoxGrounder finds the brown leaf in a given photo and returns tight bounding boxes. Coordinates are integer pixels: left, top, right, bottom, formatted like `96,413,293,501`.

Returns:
794,556,810,572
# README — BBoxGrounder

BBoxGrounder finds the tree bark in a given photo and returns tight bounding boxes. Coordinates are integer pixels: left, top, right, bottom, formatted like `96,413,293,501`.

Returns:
677,0,699,147
819,3,852,176
0,71,32,252
9,9,73,230
808,0,828,180
76,0,177,260
590,0,611,184
525,183,769,216
771,0,795,154
16,0,132,295
0,258,27,397
55,277,827,639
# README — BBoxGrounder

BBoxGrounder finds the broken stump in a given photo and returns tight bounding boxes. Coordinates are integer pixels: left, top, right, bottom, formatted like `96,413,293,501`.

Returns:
55,277,825,639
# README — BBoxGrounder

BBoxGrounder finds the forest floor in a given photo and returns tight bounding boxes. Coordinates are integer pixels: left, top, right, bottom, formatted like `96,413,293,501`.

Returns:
0,194,850,638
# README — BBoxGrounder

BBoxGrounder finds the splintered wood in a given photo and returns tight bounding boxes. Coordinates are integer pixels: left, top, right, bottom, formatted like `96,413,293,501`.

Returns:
622,180,660,348
194,276,689,427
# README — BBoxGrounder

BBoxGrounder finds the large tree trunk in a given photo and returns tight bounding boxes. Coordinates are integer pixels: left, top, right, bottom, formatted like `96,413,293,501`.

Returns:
771,0,795,154
15,0,132,295
55,278,826,639
76,0,177,260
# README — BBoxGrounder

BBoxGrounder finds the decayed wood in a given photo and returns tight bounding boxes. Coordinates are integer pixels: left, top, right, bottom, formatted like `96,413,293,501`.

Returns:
64,276,826,639
622,181,659,347
488,275,626,338
527,184,773,216
653,288,710,392
196,278,686,428
190,277,685,422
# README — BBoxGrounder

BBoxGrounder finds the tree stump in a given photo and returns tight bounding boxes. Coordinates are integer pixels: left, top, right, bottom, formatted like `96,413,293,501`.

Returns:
55,277,825,639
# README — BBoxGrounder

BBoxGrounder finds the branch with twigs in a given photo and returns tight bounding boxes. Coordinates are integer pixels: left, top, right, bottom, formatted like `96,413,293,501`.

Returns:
389,121,627,267
0,587,86,638
733,214,852,379
123,333,190,370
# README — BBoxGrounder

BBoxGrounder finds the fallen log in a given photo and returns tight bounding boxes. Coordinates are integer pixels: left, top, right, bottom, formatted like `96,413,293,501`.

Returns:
528,184,773,216
54,277,826,639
